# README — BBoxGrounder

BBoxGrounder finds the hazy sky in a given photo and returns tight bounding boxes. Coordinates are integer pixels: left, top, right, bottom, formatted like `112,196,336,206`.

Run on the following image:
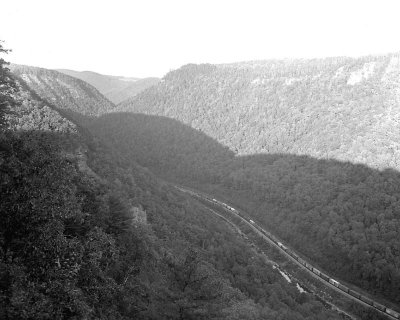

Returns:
1,0,400,78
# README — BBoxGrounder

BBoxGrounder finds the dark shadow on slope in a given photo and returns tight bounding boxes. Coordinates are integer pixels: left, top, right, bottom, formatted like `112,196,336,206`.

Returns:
3,128,357,320
89,112,400,307
88,112,236,183
9,70,373,318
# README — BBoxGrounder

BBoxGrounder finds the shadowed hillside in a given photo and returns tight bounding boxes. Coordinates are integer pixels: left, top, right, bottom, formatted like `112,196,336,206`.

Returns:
112,55,400,306
119,54,400,171
1,60,345,319
89,112,234,182
90,112,400,306
9,51,400,316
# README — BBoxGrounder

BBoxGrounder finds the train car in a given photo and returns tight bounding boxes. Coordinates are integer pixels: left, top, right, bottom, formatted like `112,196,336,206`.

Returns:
360,295,373,306
338,283,349,293
256,226,264,233
372,302,385,312
312,268,321,276
329,279,339,287
290,252,299,260
320,273,329,282
386,308,400,319
269,235,278,244
348,289,361,299
305,262,313,271
277,242,288,250
298,258,306,266
287,250,297,260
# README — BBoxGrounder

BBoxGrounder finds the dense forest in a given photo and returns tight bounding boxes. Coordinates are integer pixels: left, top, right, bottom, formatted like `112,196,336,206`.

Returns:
89,111,400,305
119,55,400,170
1,45,342,319
10,64,116,122
95,55,400,305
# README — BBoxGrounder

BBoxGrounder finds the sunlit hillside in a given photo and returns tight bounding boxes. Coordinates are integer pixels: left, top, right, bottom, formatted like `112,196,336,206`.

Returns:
120,53,400,171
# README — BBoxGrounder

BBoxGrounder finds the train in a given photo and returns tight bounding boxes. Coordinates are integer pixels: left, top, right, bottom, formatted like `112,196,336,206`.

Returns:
179,187,400,319
205,194,400,319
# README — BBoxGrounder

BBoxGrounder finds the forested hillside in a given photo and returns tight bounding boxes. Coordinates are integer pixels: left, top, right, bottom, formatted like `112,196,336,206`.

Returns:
58,69,159,104
1,47,342,319
10,65,116,122
96,54,400,305
120,54,400,170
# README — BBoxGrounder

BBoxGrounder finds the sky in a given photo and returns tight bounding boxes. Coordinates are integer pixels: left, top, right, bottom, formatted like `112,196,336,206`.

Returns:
1,0,400,78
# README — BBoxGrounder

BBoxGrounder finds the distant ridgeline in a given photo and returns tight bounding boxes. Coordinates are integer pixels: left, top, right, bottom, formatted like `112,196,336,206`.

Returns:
101,53,400,305
57,68,160,104
1,62,348,319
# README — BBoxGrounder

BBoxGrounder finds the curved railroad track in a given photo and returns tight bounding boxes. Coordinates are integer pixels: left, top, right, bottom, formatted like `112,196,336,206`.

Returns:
176,185,400,320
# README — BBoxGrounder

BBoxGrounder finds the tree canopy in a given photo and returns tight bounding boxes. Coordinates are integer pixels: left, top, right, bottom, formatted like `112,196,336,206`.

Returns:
0,41,18,125
103,55,400,306
1,46,345,319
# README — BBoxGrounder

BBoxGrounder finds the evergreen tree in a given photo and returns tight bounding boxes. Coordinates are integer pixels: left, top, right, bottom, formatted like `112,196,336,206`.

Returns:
0,40,18,125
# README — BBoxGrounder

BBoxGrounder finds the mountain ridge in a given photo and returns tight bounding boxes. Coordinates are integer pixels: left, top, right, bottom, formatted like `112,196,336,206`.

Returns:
57,68,159,104
2,60,348,319
104,52,400,305
10,64,116,124
57,69,140,82
119,52,400,171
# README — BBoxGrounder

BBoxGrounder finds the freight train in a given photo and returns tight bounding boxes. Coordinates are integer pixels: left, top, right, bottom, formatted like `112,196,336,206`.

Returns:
177,187,400,319
203,194,400,319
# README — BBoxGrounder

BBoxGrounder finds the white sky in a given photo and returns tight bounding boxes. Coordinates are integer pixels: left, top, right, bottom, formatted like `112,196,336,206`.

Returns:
1,0,400,78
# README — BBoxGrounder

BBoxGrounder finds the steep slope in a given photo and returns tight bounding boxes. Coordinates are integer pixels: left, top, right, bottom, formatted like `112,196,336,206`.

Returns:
58,69,159,104
10,64,115,122
119,54,400,171
99,54,400,305
2,62,343,319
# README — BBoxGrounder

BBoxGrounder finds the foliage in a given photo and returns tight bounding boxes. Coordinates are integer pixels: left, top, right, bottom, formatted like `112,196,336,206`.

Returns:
120,54,400,171
0,60,342,319
10,64,116,124
0,41,18,125
108,55,400,305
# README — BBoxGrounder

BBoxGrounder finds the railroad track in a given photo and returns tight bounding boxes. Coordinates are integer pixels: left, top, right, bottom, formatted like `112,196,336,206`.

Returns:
176,185,400,320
